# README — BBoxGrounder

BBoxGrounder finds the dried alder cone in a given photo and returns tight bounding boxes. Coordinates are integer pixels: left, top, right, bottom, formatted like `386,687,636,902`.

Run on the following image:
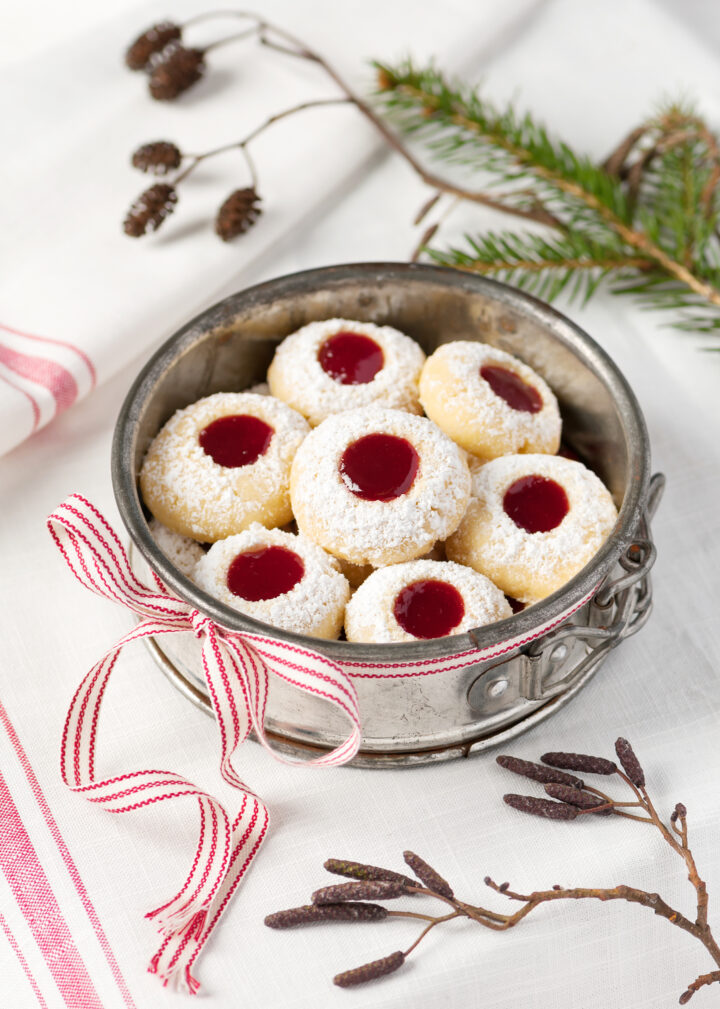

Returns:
148,45,206,101
125,22,182,71
215,188,262,241
131,141,182,175
123,183,177,237
265,737,720,1003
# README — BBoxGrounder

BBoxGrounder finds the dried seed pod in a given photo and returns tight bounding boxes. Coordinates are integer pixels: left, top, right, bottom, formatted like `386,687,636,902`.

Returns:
497,754,584,790
615,737,645,788
324,859,416,888
131,141,182,175
313,880,410,905
123,183,177,237
403,850,454,900
334,951,405,988
671,802,688,822
540,752,617,776
544,783,612,815
264,902,388,928
149,45,206,101
215,187,262,241
503,793,579,821
125,22,182,71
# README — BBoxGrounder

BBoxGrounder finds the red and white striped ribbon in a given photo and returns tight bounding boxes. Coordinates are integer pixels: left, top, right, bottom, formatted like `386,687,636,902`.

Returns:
47,494,362,994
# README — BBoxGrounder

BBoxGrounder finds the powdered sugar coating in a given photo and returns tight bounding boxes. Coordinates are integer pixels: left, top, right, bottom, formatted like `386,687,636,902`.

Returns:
194,524,350,639
291,407,471,566
419,341,561,459
149,518,206,578
140,392,310,542
446,454,618,602
267,318,426,426
345,559,512,643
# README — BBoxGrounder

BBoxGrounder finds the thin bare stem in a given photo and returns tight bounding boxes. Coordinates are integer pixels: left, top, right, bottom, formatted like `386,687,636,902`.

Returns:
387,910,445,923
203,25,259,52
403,912,461,957
172,97,351,185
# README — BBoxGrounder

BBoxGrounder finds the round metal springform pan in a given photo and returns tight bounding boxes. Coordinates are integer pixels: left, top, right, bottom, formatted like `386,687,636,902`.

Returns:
112,263,663,767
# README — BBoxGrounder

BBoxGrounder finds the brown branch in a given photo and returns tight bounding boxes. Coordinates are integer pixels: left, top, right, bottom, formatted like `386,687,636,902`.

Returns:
445,256,654,276
681,970,720,1004
602,123,651,177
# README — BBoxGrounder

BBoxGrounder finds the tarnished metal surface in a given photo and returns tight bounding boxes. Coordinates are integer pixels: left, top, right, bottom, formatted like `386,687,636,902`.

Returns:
113,263,661,766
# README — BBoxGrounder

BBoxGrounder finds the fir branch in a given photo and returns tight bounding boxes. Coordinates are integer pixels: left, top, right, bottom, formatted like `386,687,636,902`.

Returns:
375,62,720,335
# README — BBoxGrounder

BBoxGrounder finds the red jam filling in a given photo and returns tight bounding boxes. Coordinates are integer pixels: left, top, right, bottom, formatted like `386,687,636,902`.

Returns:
318,331,384,385
505,595,526,614
480,365,543,413
393,579,465,639
503,475,569,533
339,433,419,501
199,414,274,468
226,545,305,601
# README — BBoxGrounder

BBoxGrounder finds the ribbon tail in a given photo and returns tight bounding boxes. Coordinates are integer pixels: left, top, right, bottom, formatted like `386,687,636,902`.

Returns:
148,794,270,995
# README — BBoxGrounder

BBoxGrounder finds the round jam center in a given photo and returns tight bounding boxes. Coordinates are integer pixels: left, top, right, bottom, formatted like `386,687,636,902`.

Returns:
318,331,384,385
226,546,305,601
503,475,569,534
393,579,465,639
480,365,543,413
339,433,419,502
199,414,274,468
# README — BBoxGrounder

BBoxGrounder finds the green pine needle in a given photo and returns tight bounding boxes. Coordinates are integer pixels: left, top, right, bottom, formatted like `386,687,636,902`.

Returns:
374,61,720,338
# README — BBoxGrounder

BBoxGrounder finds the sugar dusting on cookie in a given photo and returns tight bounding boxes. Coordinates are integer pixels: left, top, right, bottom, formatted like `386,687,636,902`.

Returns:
290,407,471,567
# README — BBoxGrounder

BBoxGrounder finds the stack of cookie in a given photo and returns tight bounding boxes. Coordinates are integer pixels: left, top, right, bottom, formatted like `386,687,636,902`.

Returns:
140,319,617,642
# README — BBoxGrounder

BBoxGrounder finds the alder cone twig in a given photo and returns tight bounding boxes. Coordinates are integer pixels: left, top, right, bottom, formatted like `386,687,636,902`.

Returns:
615,737,646,788
312,880,410,905
334,951,405,988
541,752,617,776
125,22,181,71
264,903,388,928
403,850,454,899
497,754,585,790
324,858,416,888
215,187,262,241
149,45,206,101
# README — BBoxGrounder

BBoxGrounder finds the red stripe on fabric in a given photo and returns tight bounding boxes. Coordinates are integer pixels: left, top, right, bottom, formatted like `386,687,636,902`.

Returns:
0,703,137,1009
0,342,78,415
0,369,41,431
0,913,50,1009
0,773,104,1009
0,321,97,387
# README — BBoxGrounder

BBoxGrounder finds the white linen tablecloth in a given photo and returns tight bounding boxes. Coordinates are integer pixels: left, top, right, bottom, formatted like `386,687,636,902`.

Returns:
2,1,720,1007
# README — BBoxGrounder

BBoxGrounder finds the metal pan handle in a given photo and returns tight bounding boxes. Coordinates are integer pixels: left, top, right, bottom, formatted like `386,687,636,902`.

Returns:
521,471,665,701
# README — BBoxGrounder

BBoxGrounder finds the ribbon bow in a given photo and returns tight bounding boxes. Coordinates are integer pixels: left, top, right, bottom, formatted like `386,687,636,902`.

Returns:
47,495,361,994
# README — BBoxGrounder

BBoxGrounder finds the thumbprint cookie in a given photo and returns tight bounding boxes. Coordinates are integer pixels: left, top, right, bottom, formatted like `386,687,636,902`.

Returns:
345,559,512,643
419,341,561,460
290,407,471,567
194,524,350,639
446,454,618,602
140,392,310,542
267,318,425,426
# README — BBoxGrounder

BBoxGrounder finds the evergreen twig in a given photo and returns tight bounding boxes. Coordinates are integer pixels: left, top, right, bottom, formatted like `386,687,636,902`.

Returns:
374,62,720,336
